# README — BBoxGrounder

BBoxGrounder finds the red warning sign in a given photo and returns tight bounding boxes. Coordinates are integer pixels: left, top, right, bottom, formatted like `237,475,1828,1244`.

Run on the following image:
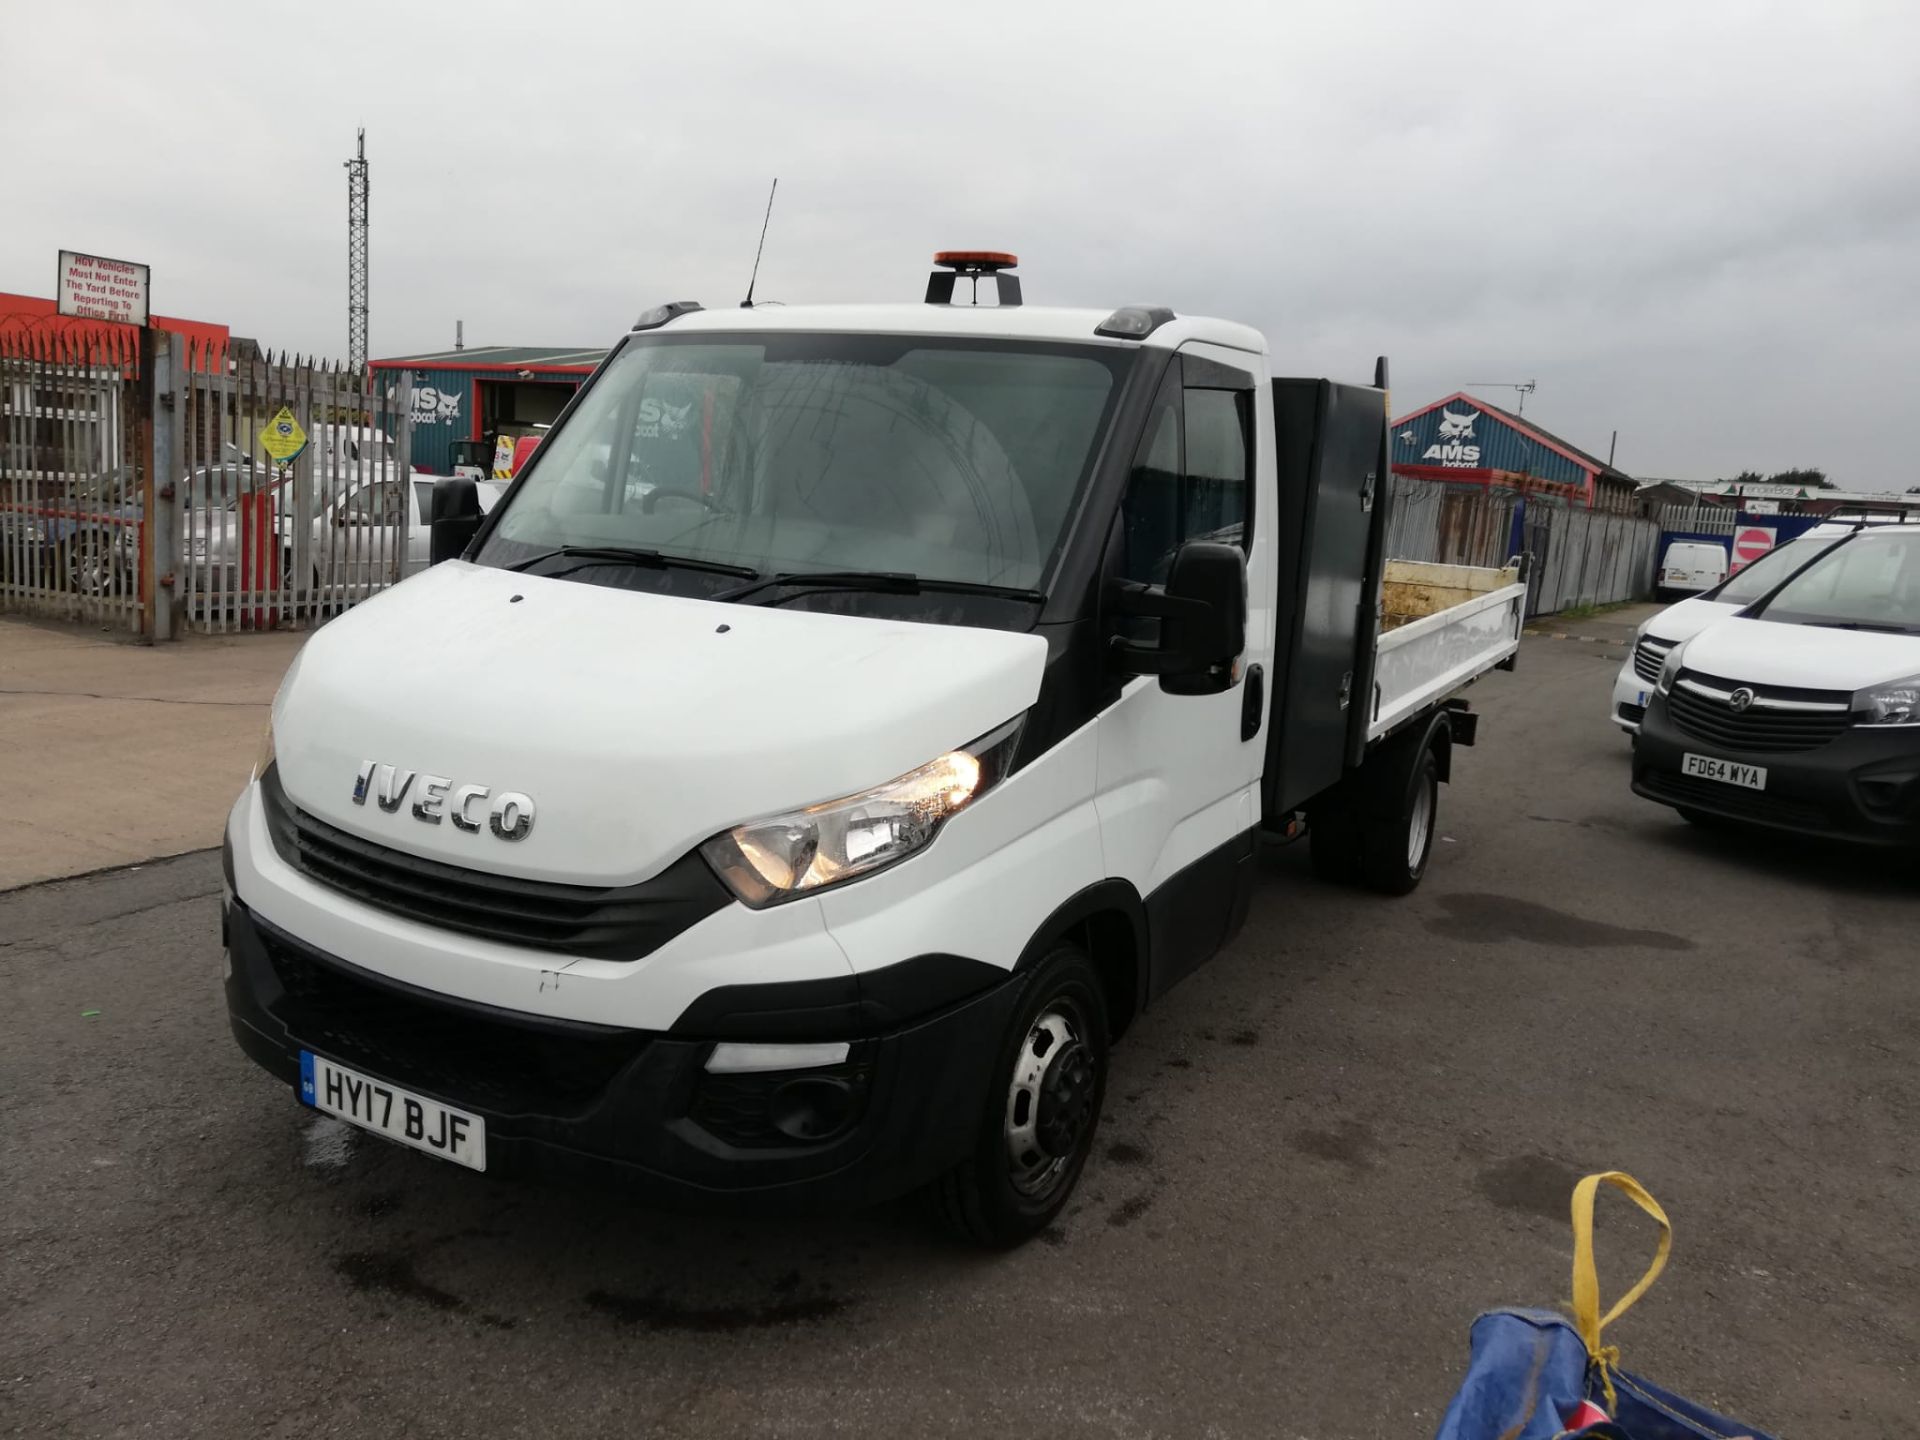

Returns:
1731,526,1775,572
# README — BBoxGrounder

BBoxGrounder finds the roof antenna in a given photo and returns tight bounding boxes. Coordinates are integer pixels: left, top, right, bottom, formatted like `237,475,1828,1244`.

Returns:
741,178,778,308
1465,379,1538,415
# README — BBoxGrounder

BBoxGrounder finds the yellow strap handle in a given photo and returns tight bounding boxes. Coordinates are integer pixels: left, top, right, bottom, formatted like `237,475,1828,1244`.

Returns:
1570,1172,1672,1410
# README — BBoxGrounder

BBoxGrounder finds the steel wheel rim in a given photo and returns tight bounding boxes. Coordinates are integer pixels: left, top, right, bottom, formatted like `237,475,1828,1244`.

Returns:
73,543,110,596
1004,1001,1096,1199
1407,772,1434,871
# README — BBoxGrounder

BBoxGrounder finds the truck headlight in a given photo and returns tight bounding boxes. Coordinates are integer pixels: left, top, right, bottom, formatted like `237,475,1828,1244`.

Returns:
701,717,1023,907
252,720,276,780
1855,676,1920,726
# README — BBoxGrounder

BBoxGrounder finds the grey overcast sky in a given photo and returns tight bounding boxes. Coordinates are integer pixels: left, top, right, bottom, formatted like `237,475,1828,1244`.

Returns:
6,0,1916,485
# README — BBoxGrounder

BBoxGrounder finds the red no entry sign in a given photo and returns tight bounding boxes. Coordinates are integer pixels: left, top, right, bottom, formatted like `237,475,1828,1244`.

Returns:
1732,526,1776,571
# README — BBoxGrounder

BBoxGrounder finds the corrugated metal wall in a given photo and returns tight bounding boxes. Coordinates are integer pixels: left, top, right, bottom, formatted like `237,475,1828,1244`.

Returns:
1384,477,1659,617
1521,506,1661,616
375,366,470,474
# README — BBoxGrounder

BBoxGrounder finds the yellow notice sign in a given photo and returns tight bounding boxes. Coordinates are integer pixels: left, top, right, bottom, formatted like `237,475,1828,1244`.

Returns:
260,407,309,462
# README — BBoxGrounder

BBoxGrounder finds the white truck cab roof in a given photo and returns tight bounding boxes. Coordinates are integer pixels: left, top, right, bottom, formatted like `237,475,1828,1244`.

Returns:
657,302,1270,357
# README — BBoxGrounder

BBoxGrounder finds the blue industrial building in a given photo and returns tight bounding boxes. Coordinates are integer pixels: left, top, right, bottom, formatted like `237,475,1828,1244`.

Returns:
1391,392,1636,512
370,343,608,475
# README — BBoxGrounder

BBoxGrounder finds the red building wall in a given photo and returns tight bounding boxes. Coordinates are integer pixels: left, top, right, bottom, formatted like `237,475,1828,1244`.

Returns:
0,291,229,369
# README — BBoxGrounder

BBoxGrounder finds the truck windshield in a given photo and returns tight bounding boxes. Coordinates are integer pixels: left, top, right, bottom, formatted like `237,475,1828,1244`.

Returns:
1749,529,1920,632
476,333,1131,594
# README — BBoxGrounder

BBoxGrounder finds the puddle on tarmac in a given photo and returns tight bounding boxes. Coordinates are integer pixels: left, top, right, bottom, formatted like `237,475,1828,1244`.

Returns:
303,1117,355,1170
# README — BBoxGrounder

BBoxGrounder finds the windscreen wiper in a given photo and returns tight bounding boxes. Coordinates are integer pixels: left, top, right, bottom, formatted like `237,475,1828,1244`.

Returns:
1804,619,1914,633
710,569,1046,606
506,544,758,580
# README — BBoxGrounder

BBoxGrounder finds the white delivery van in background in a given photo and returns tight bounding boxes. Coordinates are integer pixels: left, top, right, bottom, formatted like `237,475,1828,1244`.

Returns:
1657,540,1728,599
1634,523,1920,844
1611,526,1851,732
221,255,1522,1245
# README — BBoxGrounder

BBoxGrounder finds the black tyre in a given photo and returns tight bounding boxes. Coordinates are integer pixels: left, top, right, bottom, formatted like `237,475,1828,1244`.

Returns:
1360,746,1439,896
1309,802,1363,885
928,946,1108,1248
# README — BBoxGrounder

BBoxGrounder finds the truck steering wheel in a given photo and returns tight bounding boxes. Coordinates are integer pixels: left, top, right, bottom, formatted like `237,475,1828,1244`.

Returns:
640,486,724,514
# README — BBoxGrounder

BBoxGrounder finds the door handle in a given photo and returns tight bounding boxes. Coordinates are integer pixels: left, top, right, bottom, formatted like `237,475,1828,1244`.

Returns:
1240,663,1265,741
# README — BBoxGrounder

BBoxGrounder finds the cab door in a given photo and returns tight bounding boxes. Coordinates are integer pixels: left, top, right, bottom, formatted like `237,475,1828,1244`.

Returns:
1093,344,1276,998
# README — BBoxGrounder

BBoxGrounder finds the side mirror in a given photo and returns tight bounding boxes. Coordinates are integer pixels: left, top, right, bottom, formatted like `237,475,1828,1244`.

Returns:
1109,540,1247,695
430,477,484,565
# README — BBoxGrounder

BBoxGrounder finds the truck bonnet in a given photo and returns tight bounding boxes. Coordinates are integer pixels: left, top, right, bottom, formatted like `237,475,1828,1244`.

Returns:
268,561,1048,886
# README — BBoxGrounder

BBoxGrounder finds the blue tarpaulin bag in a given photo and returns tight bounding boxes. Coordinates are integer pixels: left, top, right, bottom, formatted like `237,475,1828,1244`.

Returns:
1433,1172,1780,1440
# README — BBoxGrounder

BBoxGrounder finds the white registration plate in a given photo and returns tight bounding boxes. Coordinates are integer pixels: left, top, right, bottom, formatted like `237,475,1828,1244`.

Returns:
1635,690,1651,708
1682,753,1767,791
300,1051,486,1170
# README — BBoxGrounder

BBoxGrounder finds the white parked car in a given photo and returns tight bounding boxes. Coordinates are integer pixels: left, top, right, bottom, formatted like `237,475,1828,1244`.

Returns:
1611,526,1851,732
182,473,505,599
1633,522,1920,844
1656,540,1728,599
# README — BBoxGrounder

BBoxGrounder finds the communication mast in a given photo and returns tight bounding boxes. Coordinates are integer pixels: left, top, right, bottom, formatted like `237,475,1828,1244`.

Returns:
345,129,369,368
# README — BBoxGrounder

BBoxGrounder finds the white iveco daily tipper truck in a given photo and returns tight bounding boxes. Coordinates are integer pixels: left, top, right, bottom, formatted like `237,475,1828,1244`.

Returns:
223,254,1522,1245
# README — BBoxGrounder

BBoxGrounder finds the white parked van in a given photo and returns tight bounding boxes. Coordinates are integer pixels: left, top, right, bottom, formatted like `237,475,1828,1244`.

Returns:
1657,540,1728,599
1611,527,1850,732
221,262,1523,1244
1634,522,1920,843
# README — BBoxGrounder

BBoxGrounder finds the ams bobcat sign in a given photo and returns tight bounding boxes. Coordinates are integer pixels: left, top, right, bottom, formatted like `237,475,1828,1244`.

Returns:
1423,407,1482,467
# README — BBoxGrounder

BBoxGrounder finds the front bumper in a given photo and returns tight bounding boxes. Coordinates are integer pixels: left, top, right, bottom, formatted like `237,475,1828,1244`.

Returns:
1610,659,1652,732
1632,697,1920,845
223,895,1019,1211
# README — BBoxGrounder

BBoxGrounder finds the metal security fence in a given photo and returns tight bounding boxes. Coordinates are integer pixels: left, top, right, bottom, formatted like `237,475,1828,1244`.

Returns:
1384,477,1520,570
1383,477,1660,618
0,330,145,631
1653,504,1739,537
1524,506,1660,616
175,342,415,633
0,327,416,638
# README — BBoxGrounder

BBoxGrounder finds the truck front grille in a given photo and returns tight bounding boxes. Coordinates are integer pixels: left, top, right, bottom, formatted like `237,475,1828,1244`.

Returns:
1632,637,1675,686
258,765,730,960
260,928,651,1115
1639,770,1829,830
1666,673,1853,754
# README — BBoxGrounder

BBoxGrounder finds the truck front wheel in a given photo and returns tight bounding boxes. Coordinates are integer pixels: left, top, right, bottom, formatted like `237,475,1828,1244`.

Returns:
1361,747,1439,896
928,945,1108,1248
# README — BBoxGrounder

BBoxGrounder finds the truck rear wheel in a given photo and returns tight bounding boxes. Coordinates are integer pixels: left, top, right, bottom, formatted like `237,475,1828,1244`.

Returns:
927,945,1108,1248
1361,747,1438,896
